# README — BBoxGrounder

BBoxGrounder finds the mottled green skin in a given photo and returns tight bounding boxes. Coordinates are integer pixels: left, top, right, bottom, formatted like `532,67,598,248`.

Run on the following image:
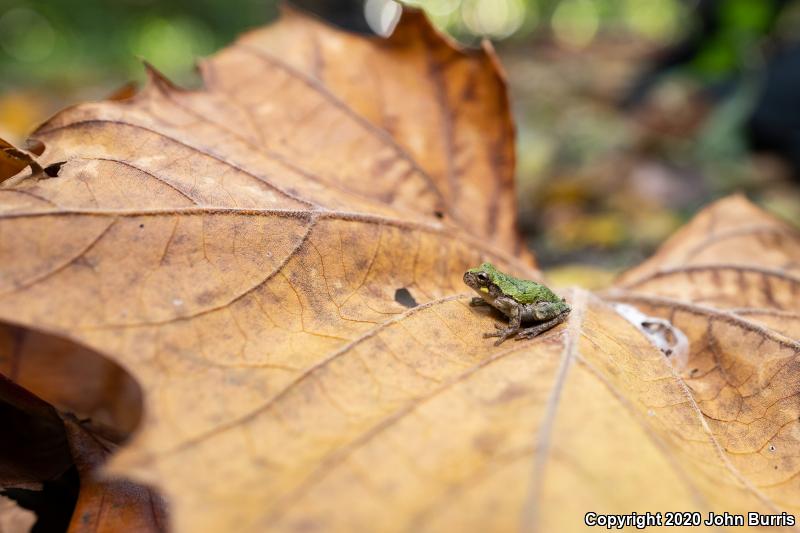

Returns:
466,263,567,309
463,262,570,345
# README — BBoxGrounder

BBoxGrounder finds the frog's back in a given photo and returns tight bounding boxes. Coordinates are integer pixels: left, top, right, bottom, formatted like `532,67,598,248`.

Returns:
492,270,561,304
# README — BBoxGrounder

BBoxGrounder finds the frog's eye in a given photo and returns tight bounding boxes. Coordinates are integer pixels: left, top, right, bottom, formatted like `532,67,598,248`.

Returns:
477,272,489,283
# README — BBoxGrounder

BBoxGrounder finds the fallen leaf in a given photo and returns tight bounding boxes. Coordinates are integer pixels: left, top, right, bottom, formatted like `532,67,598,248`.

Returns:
62,416,166,533
0,138,41,183
0,7,799,533
208,5,522,256
617,194,800,287
607,196,800,531
1,365,158,532
613,194,800,327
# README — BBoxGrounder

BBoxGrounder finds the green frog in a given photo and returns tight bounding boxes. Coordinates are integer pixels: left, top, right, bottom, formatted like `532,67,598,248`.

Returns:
463,262,570,346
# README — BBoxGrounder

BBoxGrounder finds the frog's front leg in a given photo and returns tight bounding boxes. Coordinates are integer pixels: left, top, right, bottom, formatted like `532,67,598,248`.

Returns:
482,297,521,346
470,297,489,307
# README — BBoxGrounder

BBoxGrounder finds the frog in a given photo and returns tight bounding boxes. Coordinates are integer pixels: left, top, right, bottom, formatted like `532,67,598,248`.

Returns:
463,262,570,346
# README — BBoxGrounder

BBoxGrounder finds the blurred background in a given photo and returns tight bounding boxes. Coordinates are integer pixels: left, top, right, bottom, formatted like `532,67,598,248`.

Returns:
1,0,799,286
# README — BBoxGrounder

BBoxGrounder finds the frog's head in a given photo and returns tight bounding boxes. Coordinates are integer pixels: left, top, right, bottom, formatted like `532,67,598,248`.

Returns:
463,262,502,298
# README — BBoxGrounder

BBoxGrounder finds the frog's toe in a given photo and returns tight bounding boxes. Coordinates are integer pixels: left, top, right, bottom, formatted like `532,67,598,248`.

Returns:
493,333,515,346
494,322,505,330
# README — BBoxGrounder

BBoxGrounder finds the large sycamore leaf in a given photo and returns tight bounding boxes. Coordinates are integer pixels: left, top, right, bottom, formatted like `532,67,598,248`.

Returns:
206,7,523,256
1,7,799,533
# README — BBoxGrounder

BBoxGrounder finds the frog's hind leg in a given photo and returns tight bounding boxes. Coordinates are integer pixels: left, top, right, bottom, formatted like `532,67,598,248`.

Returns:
483,325,520,346
515,310,570,340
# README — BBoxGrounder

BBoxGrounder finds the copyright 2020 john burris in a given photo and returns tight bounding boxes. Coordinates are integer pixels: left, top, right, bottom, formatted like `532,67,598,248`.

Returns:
584,511,796,529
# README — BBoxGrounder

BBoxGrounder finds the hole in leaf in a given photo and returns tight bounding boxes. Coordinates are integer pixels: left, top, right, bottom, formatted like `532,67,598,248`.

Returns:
394,288,418,308
43,162,65,178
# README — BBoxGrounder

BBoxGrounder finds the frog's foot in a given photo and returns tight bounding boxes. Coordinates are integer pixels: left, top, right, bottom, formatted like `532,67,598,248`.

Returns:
470,297,489,307
483,324,519,346
515,312,569,341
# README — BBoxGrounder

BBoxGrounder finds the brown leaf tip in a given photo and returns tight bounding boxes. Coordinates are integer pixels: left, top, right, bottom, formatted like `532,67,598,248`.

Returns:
142,61,182,94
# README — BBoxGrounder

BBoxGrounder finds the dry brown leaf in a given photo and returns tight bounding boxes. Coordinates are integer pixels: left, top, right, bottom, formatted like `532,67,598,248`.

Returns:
63,416,166,533
0,370,158,532
0,138,41,183
1,7,799,533
207,6,523,257
616,195,800,288
606,197,800,531
613,194,800,330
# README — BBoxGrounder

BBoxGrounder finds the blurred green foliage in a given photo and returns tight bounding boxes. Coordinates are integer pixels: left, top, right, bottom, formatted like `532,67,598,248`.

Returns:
0,0,694,93
406,0,688,44
3,0,774,95
0,0,279,90
691,0,777,78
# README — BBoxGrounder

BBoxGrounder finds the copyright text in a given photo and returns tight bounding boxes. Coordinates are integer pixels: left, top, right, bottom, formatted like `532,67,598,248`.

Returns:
584,511,796,529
